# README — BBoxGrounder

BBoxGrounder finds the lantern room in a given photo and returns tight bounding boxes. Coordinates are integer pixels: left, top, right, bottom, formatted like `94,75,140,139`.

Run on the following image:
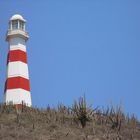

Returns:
6,14,29,41
9,14,26,31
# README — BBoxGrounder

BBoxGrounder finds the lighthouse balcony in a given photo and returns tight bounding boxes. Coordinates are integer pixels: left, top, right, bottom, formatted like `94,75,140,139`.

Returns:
6,29,29,41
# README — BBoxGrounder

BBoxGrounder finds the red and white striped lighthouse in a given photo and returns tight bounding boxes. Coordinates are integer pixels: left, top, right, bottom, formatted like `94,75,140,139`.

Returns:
4,14,32,107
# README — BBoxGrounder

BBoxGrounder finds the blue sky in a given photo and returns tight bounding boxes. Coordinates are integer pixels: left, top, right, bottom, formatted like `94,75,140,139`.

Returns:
0,0,140,119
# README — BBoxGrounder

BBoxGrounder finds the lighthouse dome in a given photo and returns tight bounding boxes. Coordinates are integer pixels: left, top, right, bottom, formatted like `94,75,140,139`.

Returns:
10,14,26,22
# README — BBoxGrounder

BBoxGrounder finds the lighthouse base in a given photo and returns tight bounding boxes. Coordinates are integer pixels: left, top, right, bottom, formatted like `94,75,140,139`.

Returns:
5,88,32,107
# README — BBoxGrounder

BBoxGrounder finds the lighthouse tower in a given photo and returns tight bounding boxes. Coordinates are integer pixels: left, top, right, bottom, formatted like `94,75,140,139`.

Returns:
4,14,32,107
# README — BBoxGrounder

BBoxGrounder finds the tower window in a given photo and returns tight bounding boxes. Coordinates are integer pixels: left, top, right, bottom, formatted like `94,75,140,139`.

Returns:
19,21,24,30
12,20,18,30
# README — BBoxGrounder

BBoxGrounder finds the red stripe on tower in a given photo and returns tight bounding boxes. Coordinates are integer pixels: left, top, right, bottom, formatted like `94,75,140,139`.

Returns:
5,77,30,91
8,50,27,64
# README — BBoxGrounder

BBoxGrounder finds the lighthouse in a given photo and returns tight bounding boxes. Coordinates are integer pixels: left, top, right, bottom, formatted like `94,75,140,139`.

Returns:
4,14,32,107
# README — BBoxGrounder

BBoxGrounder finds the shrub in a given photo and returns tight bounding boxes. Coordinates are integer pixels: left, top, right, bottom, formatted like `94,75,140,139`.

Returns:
71,96,94,128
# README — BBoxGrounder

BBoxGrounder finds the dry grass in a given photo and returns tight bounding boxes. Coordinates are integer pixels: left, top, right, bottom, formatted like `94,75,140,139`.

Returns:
0,97,140,140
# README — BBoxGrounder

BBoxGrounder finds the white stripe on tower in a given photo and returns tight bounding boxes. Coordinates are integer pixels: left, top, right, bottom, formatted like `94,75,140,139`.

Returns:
7,62,29,79
4,14,32,107
9,37,26,52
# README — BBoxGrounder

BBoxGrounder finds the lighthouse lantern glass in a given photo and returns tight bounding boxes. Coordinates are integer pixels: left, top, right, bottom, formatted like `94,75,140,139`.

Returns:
10,20,25,31
11,20,18,30
19,20,25,30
